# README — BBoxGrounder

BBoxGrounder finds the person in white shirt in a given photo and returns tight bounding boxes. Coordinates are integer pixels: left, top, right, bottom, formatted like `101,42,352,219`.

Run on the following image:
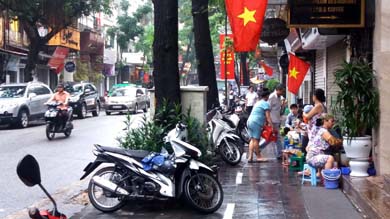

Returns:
245,86,258,114
259,84,286,159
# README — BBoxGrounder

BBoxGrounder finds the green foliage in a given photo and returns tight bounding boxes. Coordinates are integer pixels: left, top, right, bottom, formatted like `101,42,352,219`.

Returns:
118,101,212,163
113,0,152,51
118,114,165,152
154,100,183,131
0,0,111,29
333,60,379,138
74,59,104,85
134,25,154,65
265,78,280,91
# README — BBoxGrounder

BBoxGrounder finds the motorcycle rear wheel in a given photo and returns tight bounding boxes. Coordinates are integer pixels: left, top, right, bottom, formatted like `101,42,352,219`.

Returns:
219,139,242,166
46,124,55,140
184,172,223,214
88,166,126,212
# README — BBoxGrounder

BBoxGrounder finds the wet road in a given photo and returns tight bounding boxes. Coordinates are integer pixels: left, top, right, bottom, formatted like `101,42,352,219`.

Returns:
71,161,310,219
0,112,143,218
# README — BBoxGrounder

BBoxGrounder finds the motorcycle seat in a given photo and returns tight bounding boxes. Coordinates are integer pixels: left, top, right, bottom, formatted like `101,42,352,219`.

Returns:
96,145,150,160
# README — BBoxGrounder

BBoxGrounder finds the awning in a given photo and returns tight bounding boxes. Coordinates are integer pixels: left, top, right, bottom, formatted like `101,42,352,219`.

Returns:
250,77,265,84
48,47,69,74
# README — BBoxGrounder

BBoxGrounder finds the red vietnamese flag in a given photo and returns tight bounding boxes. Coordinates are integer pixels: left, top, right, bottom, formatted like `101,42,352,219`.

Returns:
288,53,310,95
225,0,268,52
261,62,273,76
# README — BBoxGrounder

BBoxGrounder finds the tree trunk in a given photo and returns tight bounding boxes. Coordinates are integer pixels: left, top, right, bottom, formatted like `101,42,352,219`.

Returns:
240,52,250,86
192,0,219,110
152,0,181,108
24,38,43,82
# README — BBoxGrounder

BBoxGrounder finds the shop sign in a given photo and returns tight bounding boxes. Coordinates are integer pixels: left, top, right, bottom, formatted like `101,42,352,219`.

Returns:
48,27,80,50
64,61,76,72
288,0,365,28
261,18,290,44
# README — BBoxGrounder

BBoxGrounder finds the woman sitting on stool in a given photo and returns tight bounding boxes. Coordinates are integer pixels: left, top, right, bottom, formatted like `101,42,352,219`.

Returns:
305,114,342,172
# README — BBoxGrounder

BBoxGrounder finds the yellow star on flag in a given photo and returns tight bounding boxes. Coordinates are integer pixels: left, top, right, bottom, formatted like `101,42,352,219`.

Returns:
289,67,299,79
237,7,257,26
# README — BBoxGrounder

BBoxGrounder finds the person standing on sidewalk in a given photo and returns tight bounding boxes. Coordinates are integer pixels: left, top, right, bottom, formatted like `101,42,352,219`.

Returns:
247,88,273,162
245,85,258,114
303,88,327,142
259,84,286,159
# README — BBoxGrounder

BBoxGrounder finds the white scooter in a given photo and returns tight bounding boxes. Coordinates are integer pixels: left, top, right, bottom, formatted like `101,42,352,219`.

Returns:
206,108,243,165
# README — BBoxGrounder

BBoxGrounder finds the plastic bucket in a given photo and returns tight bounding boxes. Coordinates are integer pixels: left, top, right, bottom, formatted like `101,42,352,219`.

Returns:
322,169,341,189
341,167,351,175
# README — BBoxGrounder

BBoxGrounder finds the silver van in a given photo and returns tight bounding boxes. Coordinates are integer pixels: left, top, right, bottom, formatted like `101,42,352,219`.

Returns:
0,82,53,128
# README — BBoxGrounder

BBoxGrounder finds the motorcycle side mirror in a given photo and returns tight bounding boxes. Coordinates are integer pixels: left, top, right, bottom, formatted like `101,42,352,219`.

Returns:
16,155,41,187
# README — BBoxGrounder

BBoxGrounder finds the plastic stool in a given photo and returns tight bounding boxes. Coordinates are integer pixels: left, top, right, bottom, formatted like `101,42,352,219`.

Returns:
289,156,304,171
301,163,318,186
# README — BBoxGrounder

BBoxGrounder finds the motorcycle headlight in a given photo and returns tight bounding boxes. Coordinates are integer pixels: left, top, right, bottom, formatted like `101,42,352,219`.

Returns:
69,96,80,102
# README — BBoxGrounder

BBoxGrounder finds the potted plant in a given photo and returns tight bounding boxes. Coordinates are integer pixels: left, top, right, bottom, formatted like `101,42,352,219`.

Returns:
333,60,379,176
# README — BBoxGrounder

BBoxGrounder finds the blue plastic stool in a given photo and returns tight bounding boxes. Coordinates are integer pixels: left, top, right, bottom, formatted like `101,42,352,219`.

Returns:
301,163,318,186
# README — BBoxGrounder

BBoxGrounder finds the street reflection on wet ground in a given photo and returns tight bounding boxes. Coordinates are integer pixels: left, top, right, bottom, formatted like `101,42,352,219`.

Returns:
72,160,309,219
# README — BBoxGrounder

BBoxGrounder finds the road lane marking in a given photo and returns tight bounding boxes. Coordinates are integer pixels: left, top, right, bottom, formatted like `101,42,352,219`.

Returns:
236,172,243,185
223,203,235,219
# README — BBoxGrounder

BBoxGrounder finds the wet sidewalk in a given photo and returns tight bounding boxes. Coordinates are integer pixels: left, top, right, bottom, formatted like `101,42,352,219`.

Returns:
71,157,362,219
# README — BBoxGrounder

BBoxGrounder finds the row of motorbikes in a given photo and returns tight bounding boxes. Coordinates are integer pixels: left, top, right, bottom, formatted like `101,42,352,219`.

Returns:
16,96,250,218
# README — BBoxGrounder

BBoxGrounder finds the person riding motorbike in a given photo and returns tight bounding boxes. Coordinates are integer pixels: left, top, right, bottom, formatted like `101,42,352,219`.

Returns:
45,83,71,129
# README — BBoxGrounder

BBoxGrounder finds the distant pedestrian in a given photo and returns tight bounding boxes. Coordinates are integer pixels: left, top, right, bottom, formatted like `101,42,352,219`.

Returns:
245,85,258,114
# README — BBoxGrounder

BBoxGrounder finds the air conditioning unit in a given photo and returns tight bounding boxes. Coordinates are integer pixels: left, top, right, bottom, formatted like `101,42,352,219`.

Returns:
300,28,345,50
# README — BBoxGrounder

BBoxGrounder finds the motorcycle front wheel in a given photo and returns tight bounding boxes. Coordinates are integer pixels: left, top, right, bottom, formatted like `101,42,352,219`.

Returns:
239,126,250,144
219,139,242,166
184,172,223,214
88,166,126,213
46,124,55,140
64,128,72,137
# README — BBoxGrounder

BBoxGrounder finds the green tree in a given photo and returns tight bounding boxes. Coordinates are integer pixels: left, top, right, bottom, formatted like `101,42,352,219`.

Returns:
0,0,111,82
134,25,154,66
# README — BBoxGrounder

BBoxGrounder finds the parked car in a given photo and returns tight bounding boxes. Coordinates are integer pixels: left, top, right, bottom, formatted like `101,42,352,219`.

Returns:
107,82,137,96
0,82,53,128
64,82,100,119
105,87,148,115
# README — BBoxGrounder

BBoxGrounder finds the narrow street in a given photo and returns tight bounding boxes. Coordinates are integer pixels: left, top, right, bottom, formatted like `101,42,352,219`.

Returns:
0,112,142,218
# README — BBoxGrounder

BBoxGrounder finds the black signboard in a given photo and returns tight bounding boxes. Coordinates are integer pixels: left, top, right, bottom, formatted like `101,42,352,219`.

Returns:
261,18,290,44
288,0,365,28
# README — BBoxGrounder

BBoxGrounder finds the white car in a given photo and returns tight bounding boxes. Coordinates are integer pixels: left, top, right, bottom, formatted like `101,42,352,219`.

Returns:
105,87,148,115
0,82,53,128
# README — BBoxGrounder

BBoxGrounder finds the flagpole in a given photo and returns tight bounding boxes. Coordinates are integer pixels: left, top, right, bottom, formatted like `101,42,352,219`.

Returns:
224,10,229,109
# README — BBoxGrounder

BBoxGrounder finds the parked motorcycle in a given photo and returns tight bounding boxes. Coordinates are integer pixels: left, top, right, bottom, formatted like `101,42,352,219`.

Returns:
206,108,243,165
44,102,73,140
80,123,223,214
16,155,67,219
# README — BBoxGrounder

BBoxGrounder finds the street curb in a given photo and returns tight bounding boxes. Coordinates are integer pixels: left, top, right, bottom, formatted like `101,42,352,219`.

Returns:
4,179,91,219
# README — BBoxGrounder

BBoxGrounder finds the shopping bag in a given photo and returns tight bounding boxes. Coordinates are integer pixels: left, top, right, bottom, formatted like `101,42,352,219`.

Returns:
261,125,277,142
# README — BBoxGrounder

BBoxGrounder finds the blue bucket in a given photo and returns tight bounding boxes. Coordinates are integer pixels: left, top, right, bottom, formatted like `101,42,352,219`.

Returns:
341,167,351,175
322,169,341,189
